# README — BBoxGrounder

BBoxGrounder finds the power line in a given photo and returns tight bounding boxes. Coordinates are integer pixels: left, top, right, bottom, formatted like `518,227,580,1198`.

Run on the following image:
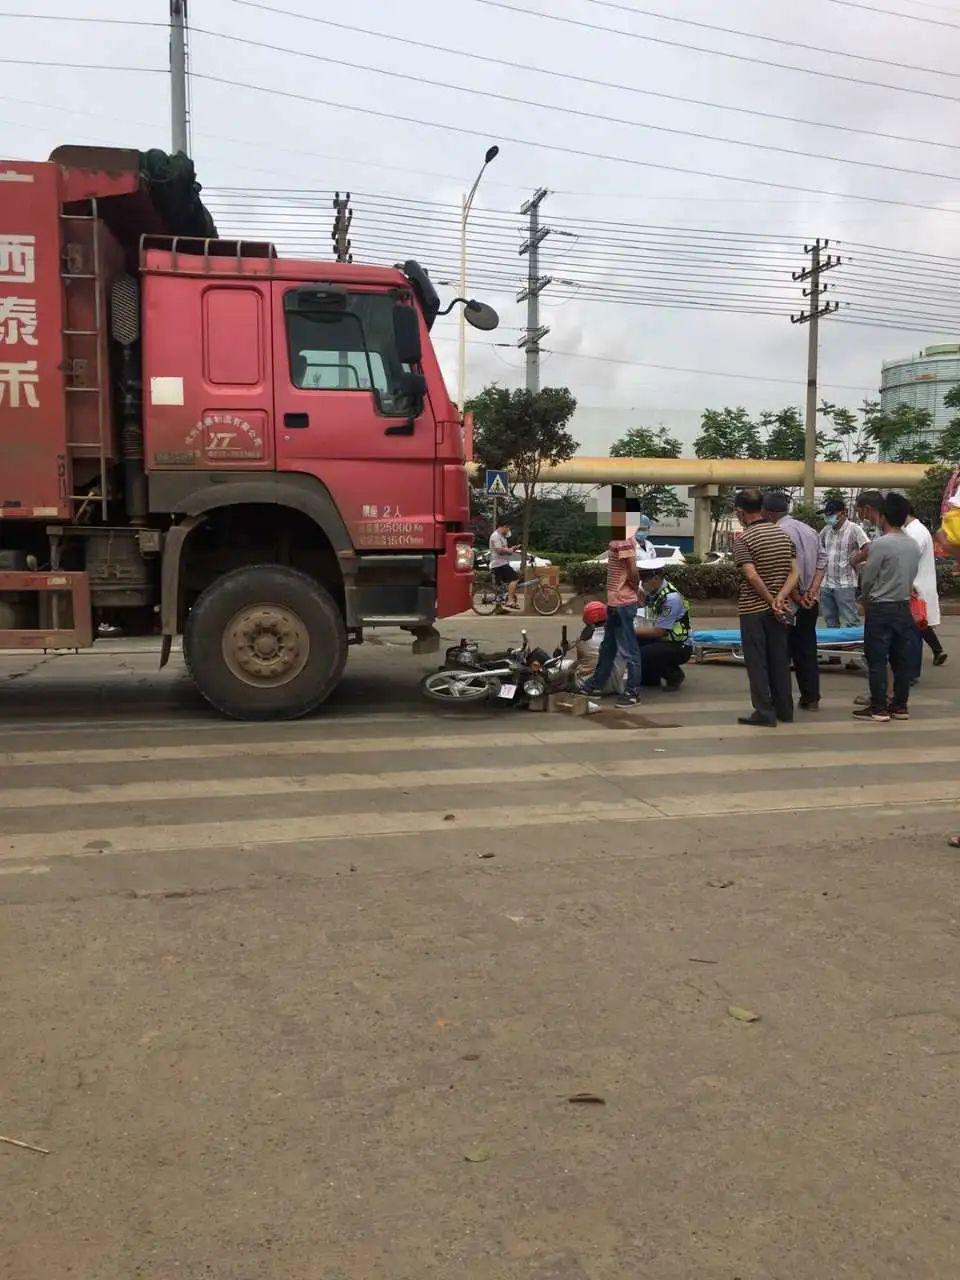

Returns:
0,58,164,72
185,25,960,183
188,74,960,214
0,11,164,26
823,0,960,26
470,0,960,104
584,0,960,79
221,0,960,154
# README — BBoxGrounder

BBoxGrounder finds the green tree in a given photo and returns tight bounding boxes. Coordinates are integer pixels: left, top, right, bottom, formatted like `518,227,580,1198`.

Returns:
609,425,687,521
693,406,763,548
759,407,808,461
468,384,579,576
695,406,763,461
863,399,937,464
819,400,872,465
936,385,960,464
910,464,952,529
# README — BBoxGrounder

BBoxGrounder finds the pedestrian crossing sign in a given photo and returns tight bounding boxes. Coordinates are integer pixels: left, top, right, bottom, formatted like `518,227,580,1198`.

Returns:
485,469,510,496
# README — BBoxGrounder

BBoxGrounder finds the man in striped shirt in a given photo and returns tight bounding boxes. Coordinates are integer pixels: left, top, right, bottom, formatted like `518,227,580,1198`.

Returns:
732,489,799,727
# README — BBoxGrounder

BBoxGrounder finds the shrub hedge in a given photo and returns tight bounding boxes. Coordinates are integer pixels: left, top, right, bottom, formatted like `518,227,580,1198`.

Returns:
566,556,960,599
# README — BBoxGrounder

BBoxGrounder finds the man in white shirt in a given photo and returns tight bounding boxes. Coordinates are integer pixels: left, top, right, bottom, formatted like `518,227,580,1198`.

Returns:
488,520,520,610
905,504,947,675
632,514,657,559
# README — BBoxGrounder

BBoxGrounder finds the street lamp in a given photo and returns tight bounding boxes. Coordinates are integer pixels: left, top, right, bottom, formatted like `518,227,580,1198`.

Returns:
457,144,499,411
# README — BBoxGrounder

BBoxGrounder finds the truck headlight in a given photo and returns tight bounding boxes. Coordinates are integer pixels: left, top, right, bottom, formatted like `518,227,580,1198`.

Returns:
455,541,474,571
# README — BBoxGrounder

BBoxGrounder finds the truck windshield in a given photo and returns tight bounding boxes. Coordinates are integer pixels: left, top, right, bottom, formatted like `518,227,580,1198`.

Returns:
285,292,414,415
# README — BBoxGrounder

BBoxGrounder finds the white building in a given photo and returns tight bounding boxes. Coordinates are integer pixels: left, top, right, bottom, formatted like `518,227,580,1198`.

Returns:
880,343,960,450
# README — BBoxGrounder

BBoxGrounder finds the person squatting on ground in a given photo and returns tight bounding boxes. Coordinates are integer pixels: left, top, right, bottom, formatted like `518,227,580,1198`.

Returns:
762,491,826,711
732,489,799,728
854,491,921,724
577,533,644,709
818,497,869,627
633,564,693,691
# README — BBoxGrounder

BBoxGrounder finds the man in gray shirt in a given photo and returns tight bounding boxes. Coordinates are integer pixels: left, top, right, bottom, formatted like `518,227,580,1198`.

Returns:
762,491,827,710
854,491,920,723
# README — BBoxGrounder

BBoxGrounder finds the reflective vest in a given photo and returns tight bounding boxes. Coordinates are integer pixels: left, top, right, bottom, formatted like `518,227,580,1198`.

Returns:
646,581,691,644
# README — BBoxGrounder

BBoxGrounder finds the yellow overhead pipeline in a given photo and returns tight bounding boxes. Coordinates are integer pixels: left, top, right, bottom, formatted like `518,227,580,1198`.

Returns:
469,457,930,488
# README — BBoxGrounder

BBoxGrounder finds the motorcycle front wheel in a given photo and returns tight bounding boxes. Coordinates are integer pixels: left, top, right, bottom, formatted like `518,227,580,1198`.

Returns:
420,669,498,703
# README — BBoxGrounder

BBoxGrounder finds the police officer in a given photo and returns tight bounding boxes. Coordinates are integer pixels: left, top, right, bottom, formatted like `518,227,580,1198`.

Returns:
633,564,693,690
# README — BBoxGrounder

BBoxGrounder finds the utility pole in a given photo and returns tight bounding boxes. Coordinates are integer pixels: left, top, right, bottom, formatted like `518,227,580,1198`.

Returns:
518,188,551,393
331,192,353,263
791,238,840,506
169,1,189,156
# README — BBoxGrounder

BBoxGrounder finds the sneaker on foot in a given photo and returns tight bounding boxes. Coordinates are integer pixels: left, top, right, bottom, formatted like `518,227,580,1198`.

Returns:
934,651,948,667
888,705,910,720
853,693,871,706
852,705,891,722
798,699,820,711
737,713,777,727
615,691,641,708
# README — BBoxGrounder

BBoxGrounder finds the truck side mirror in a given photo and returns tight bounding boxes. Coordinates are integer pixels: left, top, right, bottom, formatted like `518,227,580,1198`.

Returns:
393,304,422,365
464,300,499,332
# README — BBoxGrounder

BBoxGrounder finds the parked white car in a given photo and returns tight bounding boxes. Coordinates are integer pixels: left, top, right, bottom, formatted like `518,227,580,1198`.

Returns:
586,543,685,567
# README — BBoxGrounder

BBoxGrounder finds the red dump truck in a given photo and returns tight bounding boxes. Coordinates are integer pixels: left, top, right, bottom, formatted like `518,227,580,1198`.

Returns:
0,146,492,718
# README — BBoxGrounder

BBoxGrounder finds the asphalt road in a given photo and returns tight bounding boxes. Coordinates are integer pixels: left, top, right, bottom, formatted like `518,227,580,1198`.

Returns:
2,617,959,1280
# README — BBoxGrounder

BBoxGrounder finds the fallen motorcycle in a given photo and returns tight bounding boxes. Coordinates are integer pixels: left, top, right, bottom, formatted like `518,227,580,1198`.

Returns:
419,628,576,707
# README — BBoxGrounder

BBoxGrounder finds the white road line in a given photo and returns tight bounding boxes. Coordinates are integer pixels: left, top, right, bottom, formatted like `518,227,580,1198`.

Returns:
0,710,441,737
0,715,954,770
1,744,956,812
651,779,960,818
1,777,954,864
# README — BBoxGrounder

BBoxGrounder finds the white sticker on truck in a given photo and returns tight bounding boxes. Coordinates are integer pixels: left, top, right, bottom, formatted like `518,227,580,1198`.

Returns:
150,376,184,406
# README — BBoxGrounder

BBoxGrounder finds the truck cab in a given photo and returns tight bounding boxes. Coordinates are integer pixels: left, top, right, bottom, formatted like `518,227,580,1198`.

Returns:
0,146,490,718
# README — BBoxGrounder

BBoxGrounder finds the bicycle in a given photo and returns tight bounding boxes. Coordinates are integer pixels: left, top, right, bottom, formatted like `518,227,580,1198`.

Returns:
471,568,562,616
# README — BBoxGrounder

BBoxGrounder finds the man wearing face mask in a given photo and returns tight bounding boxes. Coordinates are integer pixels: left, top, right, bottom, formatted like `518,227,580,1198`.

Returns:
632,565,693,690
488,519,521,610
819,497,869,627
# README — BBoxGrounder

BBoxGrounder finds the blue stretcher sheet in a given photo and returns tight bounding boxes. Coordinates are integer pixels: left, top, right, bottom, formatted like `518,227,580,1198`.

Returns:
692,626,863,645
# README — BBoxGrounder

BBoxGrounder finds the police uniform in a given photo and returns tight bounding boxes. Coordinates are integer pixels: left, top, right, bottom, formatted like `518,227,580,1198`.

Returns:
636,579,693,688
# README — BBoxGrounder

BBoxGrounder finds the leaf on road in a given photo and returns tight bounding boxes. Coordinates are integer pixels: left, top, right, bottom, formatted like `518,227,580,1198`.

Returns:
567,1092,606,1105
463,1148,492,1163
727,1005,760,1023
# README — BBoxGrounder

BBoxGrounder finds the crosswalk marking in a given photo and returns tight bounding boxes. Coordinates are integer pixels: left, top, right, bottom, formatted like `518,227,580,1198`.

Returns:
0,743,956,813
0,777,955,867
0,715,954,770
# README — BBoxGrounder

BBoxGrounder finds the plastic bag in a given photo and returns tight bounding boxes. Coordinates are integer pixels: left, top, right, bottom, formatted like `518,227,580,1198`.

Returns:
910,591,928,629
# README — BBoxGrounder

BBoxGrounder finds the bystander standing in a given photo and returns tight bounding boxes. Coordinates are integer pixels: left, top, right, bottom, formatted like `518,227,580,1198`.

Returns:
762,492,826,710
854,492,920,723
732,489,799,727
819,497,869,627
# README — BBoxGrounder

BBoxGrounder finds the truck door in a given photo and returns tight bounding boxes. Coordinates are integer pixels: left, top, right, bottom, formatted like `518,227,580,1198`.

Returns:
272,283,437,552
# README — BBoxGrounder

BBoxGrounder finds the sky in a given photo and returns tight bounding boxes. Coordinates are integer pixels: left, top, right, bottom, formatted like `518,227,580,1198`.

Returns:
3,0,960,454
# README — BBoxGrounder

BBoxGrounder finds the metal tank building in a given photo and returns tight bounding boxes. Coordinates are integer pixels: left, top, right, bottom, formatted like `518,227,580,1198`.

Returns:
880,343,960,451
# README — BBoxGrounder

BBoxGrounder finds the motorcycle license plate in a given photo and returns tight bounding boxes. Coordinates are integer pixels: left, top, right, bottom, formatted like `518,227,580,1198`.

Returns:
497,683,518,700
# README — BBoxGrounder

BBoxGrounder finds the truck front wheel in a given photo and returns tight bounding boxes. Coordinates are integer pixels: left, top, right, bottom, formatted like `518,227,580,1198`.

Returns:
183,565,347,720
